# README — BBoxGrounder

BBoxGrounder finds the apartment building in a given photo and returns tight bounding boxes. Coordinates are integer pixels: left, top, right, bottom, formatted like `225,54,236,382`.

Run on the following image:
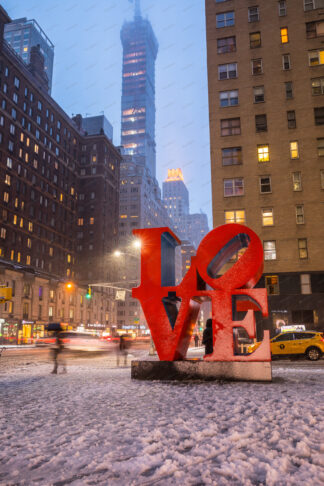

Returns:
205,0,324,334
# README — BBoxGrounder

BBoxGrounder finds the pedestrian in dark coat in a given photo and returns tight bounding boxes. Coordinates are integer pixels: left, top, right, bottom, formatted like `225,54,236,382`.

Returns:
202,319,213,355
194,334,199,347
51,331,66,374
116,335,128,366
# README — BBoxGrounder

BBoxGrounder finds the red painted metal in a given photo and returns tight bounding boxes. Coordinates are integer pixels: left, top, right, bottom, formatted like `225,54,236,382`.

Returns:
132,224,270,362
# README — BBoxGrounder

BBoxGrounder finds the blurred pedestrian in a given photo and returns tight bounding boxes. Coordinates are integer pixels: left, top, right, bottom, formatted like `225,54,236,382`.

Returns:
202,318,213,355
116,334,128,366
194,334,199,347
51,331,66,374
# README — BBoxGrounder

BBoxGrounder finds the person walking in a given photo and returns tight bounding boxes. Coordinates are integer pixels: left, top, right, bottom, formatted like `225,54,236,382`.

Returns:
116,334,128,366
51,331,66,374
194,334,199,347
202,319,213,355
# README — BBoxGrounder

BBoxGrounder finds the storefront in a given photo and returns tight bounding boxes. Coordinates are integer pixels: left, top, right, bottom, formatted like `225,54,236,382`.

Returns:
0,319,19,345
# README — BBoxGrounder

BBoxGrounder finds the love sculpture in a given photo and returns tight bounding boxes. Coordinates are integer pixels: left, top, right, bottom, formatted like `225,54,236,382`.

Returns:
132,224,270,363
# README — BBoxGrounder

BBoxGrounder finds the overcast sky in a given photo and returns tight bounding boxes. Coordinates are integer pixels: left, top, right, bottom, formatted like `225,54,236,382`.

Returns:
2,0,212,227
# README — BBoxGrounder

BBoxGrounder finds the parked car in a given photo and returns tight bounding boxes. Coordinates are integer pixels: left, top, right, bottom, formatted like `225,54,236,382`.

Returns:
248,331,324,361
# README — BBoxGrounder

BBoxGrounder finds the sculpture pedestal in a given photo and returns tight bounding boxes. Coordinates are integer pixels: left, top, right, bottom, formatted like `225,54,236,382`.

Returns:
131,359,272,382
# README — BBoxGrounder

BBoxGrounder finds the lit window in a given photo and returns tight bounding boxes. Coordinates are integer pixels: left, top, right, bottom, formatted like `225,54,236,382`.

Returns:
13,215,17,225
27,238,32,248
90,217,94,225
298,239,308,259
92,155,97,163
28,222,33,232
67,254,71,263
26,255,31,265
20,218,23,228
280,27,288,43
224,210,246,224
282,54,291,70
224,178,244,197
262,208,274,226
4,174,11,186
263,241,276,260
49,247,53,256
216,11,235,28
10,250,14,260
308,49,324,66
78,218,84,226
290,141,299,159
265,275,279,294
259,176,271,193
257,145,270,162
292,172,302,191
248,6,259,22
0,228,6,239
3,192,9,203
34,144,39,154
296,205,304,224
17,252,21,263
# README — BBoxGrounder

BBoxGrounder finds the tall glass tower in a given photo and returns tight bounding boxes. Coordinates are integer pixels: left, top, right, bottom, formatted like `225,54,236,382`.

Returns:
4,17,54,93
120,0,158,178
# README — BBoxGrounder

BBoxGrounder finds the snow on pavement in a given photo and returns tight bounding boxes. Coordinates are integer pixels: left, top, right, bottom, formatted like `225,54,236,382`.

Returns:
0,356,324,486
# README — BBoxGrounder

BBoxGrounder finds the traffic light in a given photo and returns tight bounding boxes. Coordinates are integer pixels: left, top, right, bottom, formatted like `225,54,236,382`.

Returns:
86,286,92,299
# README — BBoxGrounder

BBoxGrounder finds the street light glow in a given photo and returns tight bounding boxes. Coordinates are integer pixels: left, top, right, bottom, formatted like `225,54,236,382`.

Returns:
133,239,141,249
114,250,122,257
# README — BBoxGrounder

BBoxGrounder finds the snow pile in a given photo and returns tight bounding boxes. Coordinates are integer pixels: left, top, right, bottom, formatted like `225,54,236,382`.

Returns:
0,356,323,486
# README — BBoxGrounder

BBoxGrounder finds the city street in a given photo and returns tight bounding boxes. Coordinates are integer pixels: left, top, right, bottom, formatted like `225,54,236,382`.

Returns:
0,349,323,486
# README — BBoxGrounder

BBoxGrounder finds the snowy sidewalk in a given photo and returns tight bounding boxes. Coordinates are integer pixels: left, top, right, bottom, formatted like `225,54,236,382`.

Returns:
0,356,323,486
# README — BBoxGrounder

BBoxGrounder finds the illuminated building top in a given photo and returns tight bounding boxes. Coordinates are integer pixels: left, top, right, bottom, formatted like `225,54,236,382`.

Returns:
165,168,185,182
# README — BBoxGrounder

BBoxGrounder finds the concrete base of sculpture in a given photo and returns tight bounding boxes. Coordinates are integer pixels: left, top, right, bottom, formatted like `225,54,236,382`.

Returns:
131,359,272,382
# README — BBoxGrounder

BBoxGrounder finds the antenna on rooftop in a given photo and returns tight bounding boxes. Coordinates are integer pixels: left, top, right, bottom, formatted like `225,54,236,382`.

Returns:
129,0,141,19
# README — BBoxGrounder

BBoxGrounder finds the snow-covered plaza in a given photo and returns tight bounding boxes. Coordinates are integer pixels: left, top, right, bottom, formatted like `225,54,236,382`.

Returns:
0,350,323,486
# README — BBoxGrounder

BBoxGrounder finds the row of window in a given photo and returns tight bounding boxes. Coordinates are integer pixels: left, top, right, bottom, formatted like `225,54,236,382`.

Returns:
264,274,312,296
219,79,324,108
215,1,321,18
219,108,324,136
218,50,324,82
221,139,324,165
223,172,324,197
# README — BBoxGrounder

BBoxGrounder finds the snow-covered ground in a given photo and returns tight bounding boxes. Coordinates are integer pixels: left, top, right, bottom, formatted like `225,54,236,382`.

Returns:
0,351,323,486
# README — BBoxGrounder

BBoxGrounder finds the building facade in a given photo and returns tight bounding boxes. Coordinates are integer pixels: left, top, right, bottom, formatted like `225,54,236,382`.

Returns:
0,7,121,342
162,168,190,241
4,17,54,93
205,0,324,335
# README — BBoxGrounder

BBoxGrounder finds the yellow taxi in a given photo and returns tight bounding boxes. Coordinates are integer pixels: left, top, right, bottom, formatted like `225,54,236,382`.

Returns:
248,331,324,361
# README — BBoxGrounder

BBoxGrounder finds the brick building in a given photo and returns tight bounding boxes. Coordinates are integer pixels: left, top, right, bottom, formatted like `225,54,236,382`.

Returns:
0,7,121,343
205,0,324,335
